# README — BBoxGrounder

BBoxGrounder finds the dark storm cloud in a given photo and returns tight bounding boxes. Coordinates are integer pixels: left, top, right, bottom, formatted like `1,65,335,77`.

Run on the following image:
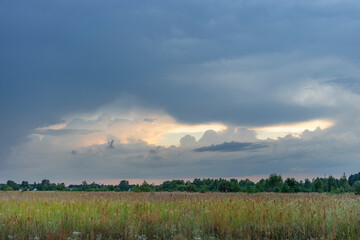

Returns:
1,0,360,160
194,142,268,152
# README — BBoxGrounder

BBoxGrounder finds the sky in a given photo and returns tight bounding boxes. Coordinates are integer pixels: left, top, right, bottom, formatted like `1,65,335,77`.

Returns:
1,0,360,184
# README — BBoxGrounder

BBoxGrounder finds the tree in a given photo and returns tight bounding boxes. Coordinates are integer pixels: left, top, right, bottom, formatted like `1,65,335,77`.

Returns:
193,178,203,188
265,174,283,192
139,181,152,192
303,179,312,192
255,179,266,192
4,186,13,191
20,181,29,189
81,181,88,191
230,181,240,192
349,172,360,186
56,183,66,191
313,178,323,193
354,181,360,195
218,179,230,192
186,184,197,192
281,178,299,193
327,176,337,192
89,182,99,191
118,180,130,191
40,179,50,191
7,180,19,190
199,185,209,193
339,173,350,192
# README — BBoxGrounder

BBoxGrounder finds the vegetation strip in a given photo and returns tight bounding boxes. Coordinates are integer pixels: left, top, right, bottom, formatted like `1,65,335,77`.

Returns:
3,172,360,194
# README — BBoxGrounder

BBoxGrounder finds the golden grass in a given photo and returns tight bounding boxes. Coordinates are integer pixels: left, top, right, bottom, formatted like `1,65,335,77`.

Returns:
0,192,359,239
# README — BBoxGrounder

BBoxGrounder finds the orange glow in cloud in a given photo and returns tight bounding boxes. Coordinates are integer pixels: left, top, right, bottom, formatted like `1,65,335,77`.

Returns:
35,110,334,149
36,122,67,131
37,113,226,148
252,119,334,139
114,118,226,146
167,123,226,134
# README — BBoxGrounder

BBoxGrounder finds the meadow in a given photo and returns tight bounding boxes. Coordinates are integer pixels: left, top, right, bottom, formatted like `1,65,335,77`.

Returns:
0,192,360,240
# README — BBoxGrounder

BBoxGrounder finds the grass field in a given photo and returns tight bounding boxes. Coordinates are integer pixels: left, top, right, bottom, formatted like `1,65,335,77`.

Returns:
0,192,360,240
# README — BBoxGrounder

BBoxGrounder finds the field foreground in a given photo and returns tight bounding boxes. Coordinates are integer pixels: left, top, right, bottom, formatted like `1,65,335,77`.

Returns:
0,192,360,240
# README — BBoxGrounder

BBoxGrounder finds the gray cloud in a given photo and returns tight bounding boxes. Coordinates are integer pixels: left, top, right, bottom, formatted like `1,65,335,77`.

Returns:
194,142,268,152
143,118,156,123
179,128,258,149
198,128,257,145
34,129,101,136
180,135,197,148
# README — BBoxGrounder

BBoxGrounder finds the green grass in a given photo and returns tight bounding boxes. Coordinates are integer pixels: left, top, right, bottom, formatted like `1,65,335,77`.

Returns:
0,192,360,239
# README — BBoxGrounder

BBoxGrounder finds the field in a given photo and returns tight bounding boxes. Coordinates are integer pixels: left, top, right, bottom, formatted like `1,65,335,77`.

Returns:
1,192,360,239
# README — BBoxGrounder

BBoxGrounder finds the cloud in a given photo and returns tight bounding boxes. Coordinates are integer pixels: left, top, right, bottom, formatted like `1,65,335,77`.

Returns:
34,129,101,136
2,123,359,183
180,135,197,148
179,127,257,148
194,142,268,152
143,118,156,123
198,128,257,145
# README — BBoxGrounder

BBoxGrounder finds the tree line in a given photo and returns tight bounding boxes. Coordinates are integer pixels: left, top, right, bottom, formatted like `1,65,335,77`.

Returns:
3,172,360,194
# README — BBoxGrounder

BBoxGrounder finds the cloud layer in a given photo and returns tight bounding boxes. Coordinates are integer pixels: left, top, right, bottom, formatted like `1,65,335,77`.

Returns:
1,116,358,183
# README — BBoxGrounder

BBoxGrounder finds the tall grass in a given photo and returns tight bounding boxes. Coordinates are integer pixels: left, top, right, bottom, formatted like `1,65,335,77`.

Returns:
0,192,359,239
